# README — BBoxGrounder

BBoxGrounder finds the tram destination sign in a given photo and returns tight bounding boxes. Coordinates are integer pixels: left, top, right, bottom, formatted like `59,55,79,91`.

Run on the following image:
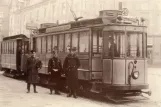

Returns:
46,24,71,33
26,22,38,30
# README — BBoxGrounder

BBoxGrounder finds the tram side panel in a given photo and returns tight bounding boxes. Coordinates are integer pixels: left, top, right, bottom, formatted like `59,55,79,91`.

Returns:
1,42,6,69
125,59,145,85
113,59,126,85
103,59,112,84
77,54,91,80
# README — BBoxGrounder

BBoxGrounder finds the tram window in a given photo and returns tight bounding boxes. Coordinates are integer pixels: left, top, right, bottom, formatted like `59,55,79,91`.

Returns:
12,42,14,54
1,43,2,54
127,33,143,58
0,43,1,54
7,42,9,54
103,32,113,57
9,42,11,54
72,32,78,52
47,36,52,53
42,36,47,53
93,30,102,53
6,42,8,54
3,43,4,54
8,42,10,54
24,41,29,54
3,43,5,54
113,33,125,57
36,37,41,53
52,35,57,50
5,43,6,54
14,42,17,54
79,31,89,53
58,34,64,52
144,33,147,58
65,33,71,52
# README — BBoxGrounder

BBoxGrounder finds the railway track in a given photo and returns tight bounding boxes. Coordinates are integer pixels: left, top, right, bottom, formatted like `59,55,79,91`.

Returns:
1,70,150,104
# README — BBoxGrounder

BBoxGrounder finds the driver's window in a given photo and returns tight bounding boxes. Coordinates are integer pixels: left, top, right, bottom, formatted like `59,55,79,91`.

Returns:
103,32,113,58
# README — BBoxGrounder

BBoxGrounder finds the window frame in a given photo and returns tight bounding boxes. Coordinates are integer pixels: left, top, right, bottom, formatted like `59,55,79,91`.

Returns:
47,35,52,53
65,33,71,53
52,35,58,52
79,31,90,54
92,29,103,54
71,32,79,53
126,32,144,58
58,34,65,52
36,37,42,54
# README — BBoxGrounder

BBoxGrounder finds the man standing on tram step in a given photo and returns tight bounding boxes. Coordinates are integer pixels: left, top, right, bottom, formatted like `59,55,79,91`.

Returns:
63,47,80,98
48,50,63,95
26,50,42,93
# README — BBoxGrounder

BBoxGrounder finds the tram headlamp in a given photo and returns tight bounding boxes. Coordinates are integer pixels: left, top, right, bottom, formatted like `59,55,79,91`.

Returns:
131,71,139,79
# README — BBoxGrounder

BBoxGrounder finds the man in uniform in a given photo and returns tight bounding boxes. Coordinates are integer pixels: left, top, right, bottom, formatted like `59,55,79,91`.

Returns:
48,50,63,95
26,50,42,93
63,47,80,98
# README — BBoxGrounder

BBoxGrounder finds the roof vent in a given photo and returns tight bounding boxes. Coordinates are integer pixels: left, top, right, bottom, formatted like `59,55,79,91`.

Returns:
99,10,122,19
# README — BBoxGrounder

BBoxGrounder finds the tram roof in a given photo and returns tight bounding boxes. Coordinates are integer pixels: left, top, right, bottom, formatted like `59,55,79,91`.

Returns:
3,34,29,41
38,17,146,34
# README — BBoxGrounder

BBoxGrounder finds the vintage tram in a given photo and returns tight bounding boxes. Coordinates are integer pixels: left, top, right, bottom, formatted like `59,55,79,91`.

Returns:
0,10,151,100
0,34,29,77
32,10,151,98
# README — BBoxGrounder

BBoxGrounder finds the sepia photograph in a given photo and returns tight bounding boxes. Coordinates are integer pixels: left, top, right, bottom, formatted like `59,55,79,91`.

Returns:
0,0,161,106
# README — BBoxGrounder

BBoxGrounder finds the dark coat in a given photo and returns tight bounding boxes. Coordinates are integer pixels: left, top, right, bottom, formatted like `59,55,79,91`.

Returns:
26,56,42,84
48,57,63,85
63,54,80,90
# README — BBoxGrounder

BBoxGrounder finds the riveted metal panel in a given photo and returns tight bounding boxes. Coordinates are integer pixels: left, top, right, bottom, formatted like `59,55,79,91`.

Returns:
113,59,126,84
103,59,112,84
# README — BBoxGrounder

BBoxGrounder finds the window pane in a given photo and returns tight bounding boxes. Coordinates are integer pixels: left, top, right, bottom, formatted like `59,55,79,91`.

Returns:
47,36,52,53
72,32,78,52
13,42,14,54
42,37,46,53
113,33,125,57
99,31,103,52
14,42,17,54
93,31,97,53
103,32,113,57
6,42,8,54
137,34,143,57
52,35,57,50
58,34,64,52
8,42,10,54
9,42,11,54
65,34,71,52
36,37,41,53
127,33,143,58
79,31,89,52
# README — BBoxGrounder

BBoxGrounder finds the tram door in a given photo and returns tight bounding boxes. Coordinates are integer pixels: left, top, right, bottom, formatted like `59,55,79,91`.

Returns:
102,31,113,84
16,39,22,72
91,29,103,80
21,40,29,72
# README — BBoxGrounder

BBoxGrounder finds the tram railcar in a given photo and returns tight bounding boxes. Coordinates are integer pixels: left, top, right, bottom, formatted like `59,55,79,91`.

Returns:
0,10,151,100
0,34,29,77
32,10,151,98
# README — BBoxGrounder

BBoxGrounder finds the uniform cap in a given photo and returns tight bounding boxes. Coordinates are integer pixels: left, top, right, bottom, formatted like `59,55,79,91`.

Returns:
30,50,36,53
69,47,77,51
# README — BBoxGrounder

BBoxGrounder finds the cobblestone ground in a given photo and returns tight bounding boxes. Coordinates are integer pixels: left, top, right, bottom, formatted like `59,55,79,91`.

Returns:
0,68,161,107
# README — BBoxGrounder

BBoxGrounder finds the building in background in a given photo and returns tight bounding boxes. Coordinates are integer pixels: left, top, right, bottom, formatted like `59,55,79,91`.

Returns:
9,0,117,37
0,0,9,41
9,0,161,64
